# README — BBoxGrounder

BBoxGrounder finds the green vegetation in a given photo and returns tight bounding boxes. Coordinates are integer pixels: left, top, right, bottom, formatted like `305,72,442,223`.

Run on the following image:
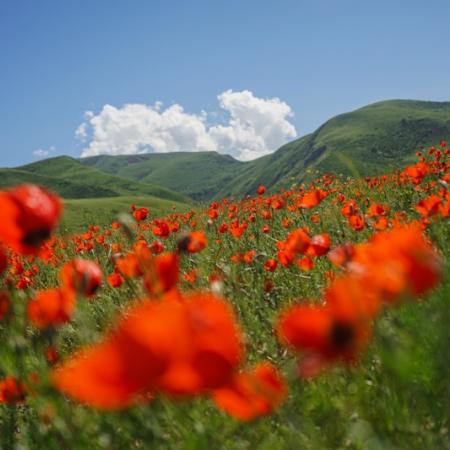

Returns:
2,156,188,203
0,168,118,198
217,100,450,197
60,196,190,233
0,142,450,450
81,151,243,201
0,148,449,449
2,100,449,204
80,100,450,200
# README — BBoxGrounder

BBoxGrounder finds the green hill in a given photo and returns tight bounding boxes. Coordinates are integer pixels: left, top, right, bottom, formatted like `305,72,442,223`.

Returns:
215,99,450,197
1,156,188,203
3,100,448,203
79,99,450,200
81,152,244,201
0,168,119,198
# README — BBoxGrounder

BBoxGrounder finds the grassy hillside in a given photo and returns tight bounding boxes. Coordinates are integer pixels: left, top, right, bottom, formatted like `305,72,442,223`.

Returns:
3,100,448,203
60,195,189,233
81,152,244,201
0,168,118,198
216,100,450,197
1,156,188,203
77,100,450,201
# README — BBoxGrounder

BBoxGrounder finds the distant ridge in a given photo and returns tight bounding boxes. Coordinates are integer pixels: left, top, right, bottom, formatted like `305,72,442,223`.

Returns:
2,99,449,202
79,99,450,200
212,99,450,198
81,151,244,201
0,156,188,203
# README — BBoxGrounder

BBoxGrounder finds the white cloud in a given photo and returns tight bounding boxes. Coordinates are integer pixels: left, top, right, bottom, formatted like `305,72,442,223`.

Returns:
33,146,56,159
75,123,88,141
77,90,297,161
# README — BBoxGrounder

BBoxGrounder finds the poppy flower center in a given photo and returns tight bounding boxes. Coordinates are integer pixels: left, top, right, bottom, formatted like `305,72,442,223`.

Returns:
177,235,191,253
330,321,355,349
22,228,51,248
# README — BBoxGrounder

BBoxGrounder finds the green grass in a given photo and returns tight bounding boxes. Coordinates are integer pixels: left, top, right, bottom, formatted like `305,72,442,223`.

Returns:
60,195,190,233
2,156,188,203
0,148,449,449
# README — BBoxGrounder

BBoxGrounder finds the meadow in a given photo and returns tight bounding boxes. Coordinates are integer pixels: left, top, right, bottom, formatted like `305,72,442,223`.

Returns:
0,144,449,450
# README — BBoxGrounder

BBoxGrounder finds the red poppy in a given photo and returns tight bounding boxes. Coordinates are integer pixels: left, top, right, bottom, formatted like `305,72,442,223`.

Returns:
108,272,125,288
328,243,355,268
183,269,198,283
416,195,442,217
0,184,62,254
46,346,60,365
298,190,323,209
0,376,26,404
27,288,76,328
340,200,359,218
306,234,330,257
61,258,103,297
144,253,179,295
133,207,149,221
229,221,248,239
53,291,244,408
367,203,388,218
348,214,365,231
277,293,373,365
297,257,314,271
264,259,278,272
212,362,287,421
373,216,389,230
158,292,244,395
152,220,170,238
285,229,310,255
256,185,266,195
349,223,442,301
243,250,256,264
178,231,208,254
115,253,143,278
150,240,165,254
53,333,165,409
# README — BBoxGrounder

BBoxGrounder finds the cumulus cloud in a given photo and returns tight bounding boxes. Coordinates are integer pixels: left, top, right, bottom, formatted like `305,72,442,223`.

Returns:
77,90,297,161
33,146,56,159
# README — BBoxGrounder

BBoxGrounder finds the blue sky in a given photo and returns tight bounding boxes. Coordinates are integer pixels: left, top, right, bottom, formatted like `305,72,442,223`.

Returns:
1,0,449,166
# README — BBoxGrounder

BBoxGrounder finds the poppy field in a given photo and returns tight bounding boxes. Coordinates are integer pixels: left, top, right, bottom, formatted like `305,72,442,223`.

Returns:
0,144,449,450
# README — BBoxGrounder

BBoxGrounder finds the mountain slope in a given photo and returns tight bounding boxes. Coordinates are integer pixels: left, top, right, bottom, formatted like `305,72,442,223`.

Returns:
0,168,118,198
215,99,450,197
3,99,448,203
81,152,245,201
4,156,188,202
80,99,450,200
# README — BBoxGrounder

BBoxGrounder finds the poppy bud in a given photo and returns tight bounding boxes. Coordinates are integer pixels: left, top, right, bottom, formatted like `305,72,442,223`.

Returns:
61,259,103,297
177,231,207,254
